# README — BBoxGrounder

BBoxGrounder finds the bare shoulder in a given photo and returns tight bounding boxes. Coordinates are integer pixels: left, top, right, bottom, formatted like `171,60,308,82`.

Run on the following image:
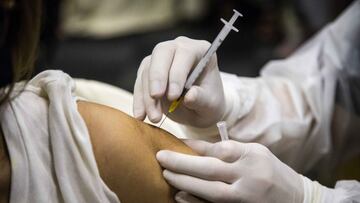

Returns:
77,101,195,203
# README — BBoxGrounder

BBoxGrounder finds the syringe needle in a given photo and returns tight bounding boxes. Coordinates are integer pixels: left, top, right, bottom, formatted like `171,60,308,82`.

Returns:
158,112,169,128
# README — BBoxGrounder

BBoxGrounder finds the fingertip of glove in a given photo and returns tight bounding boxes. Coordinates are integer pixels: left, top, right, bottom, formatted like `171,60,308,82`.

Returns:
162,169,173,181
156,150,166,162
133,110,145,120
167,83,182,101
148,109,162,123
175,194,184,203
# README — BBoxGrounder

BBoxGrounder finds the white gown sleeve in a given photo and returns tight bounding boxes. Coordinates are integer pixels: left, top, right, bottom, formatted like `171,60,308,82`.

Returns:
222,3,360,201
183,0,360,173
179,1,360,201
226,0,360,172
301,176,360,203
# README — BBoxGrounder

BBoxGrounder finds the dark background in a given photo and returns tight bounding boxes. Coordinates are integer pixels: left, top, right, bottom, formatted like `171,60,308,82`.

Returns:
36,0,353,92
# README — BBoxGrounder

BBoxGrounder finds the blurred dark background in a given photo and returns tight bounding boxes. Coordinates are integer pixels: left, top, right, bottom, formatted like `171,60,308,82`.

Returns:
36,0,354,92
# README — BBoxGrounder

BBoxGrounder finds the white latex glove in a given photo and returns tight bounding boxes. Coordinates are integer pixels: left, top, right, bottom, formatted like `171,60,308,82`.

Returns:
133,36,225,127
156,140,304,203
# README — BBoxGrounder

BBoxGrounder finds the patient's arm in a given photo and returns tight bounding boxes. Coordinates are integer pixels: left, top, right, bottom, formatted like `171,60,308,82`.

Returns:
77,101,196,203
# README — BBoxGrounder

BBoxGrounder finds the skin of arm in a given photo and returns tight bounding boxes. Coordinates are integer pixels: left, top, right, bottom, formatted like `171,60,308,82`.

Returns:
77,101,197,203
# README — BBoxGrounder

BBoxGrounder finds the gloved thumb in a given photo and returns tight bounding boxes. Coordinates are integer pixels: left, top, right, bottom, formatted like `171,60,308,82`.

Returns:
175,191,207,203
183,86,209,111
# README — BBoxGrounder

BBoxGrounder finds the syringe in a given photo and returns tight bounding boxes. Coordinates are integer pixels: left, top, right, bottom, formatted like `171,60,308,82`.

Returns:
159,9,242,128
217,121,229,141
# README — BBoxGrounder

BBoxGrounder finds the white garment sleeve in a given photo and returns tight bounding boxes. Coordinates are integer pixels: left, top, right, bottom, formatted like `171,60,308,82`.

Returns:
301,176,360,203
24,71,120,203
180,1,360,202
182,0,360,173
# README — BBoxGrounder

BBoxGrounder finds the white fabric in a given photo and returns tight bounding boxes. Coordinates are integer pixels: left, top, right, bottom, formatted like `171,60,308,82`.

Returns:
74,78,189,139
302,176,360,203
182,0,360,171
0,70,120,203
177,1,360,202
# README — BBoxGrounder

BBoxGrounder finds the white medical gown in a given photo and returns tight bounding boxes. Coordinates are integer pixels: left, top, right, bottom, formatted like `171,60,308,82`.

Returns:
0,71,120,203
181,1,360,202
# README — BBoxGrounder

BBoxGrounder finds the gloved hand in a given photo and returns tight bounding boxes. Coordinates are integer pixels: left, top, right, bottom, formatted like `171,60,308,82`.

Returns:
156,140,304,203
133,36,225,127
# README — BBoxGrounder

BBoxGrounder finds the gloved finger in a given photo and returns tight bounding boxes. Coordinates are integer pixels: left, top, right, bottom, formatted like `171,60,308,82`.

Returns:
149,41,175,98
206,141,250,163
167,47,197,101
163,170,232,203
133,56,149,120
175,191,207,203
157,150,236,183
133,76,146,120
183,86,209,111
142,67,163,123
181,139,213,156
184,139,249,163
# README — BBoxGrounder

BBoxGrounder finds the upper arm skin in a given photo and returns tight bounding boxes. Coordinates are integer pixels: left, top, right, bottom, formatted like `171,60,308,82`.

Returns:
77,101,196,203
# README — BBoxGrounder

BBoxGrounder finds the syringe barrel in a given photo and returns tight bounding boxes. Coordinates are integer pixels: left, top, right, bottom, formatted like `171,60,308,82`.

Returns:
184,9,242,90
184,24,233,89
185,59,207,89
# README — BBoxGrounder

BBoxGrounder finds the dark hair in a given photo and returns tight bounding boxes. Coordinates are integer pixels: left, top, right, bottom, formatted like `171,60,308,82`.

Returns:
0,0,42,104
